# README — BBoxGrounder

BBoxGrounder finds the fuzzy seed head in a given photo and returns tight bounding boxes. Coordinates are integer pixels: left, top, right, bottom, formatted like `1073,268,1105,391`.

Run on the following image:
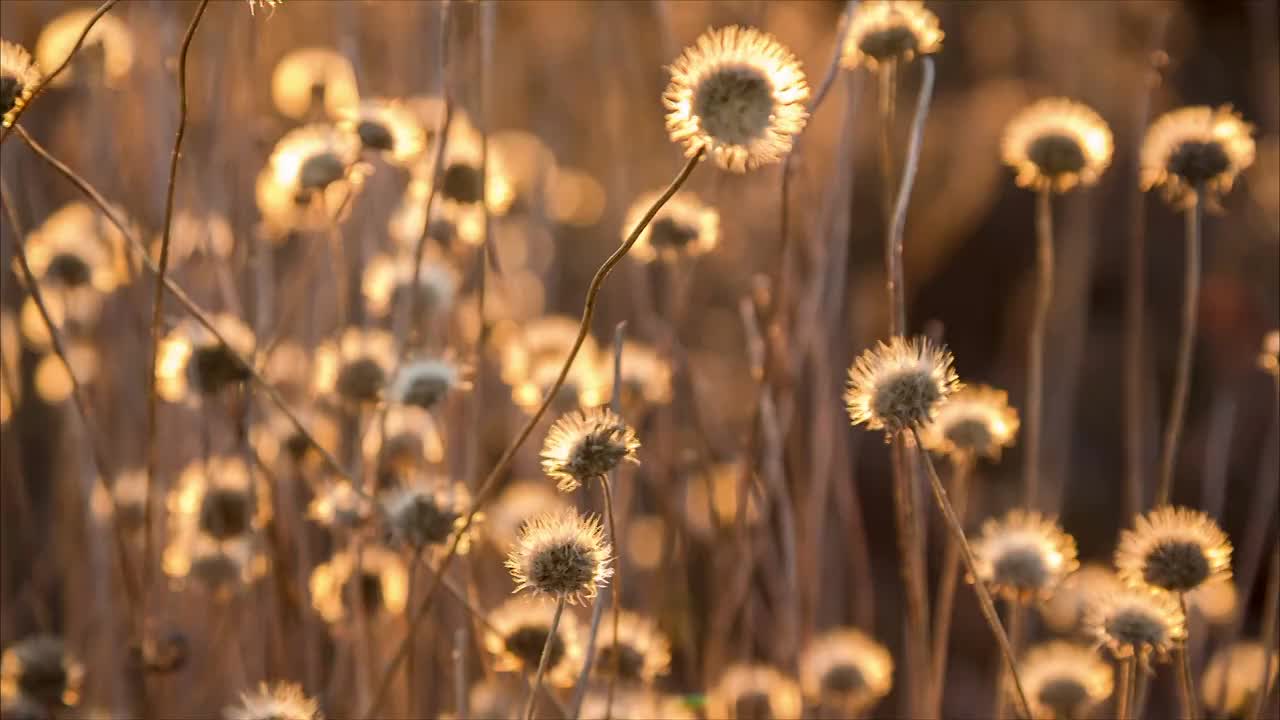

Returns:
224,682,322,720
707,664,803,720
921,384,1019,460
841,1,943,69
483,598,583,686
541,407,640,492
505,508,613,605
1141,105,1255,208
1017,641,1113,720
1115,506,1232,594
1087,587,1186,662
799,628,893,713
972,510,1078,602
845,336,960,436
1002,98,1114,193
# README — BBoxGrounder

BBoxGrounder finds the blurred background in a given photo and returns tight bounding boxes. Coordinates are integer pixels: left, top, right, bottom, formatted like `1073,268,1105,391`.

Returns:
0,1,1277,718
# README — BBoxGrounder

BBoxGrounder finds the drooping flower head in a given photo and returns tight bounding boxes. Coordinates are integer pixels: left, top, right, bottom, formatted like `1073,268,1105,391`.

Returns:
664,25,810,172
1,40,41,128
224,682,322,720
592,611,672,684
540,406,641,492
845,336,960,436
1002,98,1114,193
972,510,1079,602
1200,641,1279,718
1141,105,1255,208
841,1,943,70
1086,586,1187,663
483,597,584,686
921,384,1019,460
271,47,359,120
706,664,803,720
799,628,894,714
505,507,613,605
624,190,720,263
1115,505,1232,594
0,635,84,708
1016,641,1114,720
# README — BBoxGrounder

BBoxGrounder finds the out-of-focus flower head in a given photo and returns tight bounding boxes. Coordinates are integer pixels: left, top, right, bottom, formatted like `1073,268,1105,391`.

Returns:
224,681,322,720
624,190,720,263
362,404,445,487
387,357,471,412
1115,506,1232,594
799,628,893,714
313,327,397,405
1,40,41,128
1041,563,1122,635
271,47,359,121
922,384,1019,461
0,635,84,708
251,404,342,472
172,533,269,599
309,544,408,624
1141,105,1255,209
1016,641,1114,720
32,339,99,404
1259,329,1279,377
600,341,673,411
971,510,1079,602
362,252,458,322
307,480,373,530
706,663,803,720
257,125,365,238
156,314,255,404
380,476,476,554
1200,641,1279,718
164,456,271,554
35,9,134,88
499,315,608,411
336,98,427,167
1086,586,1186,663
483,597,583,686
154,210,236,267
1002,98,1114,193
841,1,943,70
0,311,19,424
685,462,763,537
592,611,672,684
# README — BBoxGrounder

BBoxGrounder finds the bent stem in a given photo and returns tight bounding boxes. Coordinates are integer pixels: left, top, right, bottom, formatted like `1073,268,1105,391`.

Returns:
1025,186,1054,509
1156,196,1201,506
524,595,568,720
361,149,704,719
910,428,1033,720
929,452,973,715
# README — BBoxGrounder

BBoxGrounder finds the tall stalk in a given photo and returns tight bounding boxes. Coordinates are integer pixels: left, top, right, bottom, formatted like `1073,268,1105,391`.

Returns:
1024,187,1054,510
1116,656,1135,720
1156,196,1202,506
930,452,973,715
523,595,567,720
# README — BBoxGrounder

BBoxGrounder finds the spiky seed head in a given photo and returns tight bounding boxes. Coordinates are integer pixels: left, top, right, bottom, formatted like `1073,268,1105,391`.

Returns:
971,510,1078,602
1086,587,1186,662
845,336,960,437
1,41,40,128
1115,505,1232,594
1001,98,1114,193
1141,105,1255,208
540,407,640,492
505,507,613,605
224,682,322,720
1017,641,1114,720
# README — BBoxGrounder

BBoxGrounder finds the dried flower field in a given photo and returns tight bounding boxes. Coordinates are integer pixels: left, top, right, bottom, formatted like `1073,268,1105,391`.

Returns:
0,1,1278,719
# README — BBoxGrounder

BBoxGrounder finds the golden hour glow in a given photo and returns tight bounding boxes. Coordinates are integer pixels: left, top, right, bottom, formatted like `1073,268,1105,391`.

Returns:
1002,98,1114,193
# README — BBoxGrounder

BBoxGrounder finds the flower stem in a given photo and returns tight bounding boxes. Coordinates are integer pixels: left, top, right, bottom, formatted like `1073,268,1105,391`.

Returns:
1176,594,1200,720
524,594,568,720
1249,543,1279,720
911,428,1033,720
1025,186,1054,510
362,149,703,719
929,452,972,715
1116,656,1135,720
994,600,1025,720
1156,197,1201,506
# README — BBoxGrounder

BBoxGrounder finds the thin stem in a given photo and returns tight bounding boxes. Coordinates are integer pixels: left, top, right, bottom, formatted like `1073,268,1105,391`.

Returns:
1156,198,1201,506
886,55,935,338
362,149,703,719
1176,594,1200,720
524,595,568,720
891,439,930,717
1249,544,1279,720
994,601,1026,720
601,476,622,720
0,0,120,144
144,0,210,597
1024,187,1055,510
1116,656,1135,720
930,453,973,715
405,544,424,716
911,428,1033,720
454,627,468,720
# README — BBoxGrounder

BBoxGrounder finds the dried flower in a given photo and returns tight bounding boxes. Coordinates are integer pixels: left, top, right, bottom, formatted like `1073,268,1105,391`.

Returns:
167,456,269,543
306,481,372,529
1260,329,1279,377
362,252,458,320
483,597,583,686
845,336,960,436
225,682,322,720
706,664,804,720
380,478,475,553
1016,641,1113,720
1141,105,1255,208
336,98,427,166
624,190,720,263
971,510,1078,601
35,9,134,88
1,40,41,128
313,327,397,404
267,124,363,197
1115,506,1232,594
540,407,641,492
664,25,809,172
499,316,608,411
271,47,359,120
251,405,342,471
156,314,255,403
841,1,943,69
0,635,84,708
170,534,267,598
1087,586,1187,662
1002,98,1114,193
309,545,408,624
505,507,613,605
388,358,469,411
593,611,672,684
1200,641,1279,717
799,628,893,714
921,384,1019,460
362,405,446,486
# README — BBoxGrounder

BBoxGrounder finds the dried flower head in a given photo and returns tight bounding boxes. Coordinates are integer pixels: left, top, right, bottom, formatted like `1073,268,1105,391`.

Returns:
593,611,672,684
799,628,893,714
498,316,608,410
380,478,475,553
505,507,613,605
271,47,359,120
95,467,147,533
225,682,322,720
706,663,804,720
309,545,408,624
178,534,269,598
251,405,341,471
483,597,583,686
624,190,720,263
336,98,427,166
306,481,372,529
1002,98,1114,193
313,327,397,404
1041,563,1123,634
1,40,41,128
388,358,470,411
156,314,255,403
35,9,134,88
664,25,810,172
845,336,960,436
1087,586,1187,662
0,635,84,708
1260,329,1279,377
540,407,641,492
921,384,1019,460
268,124,363,197
362,252,458,320
362,405,445,487
1200,641,1279,717
1016,641,1113,720
485,480,571,551
1184,578,1238,626
1141,105,1255,208
841,1,943,69
1115,506,1232,594
166,456,270,544
972,510,1078,601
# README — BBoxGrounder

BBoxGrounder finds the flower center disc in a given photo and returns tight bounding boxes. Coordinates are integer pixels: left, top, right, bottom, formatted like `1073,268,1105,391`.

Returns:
694,66,774,147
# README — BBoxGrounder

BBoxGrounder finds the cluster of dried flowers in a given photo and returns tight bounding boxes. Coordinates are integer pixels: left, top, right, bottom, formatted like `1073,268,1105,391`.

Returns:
0,1,1276,719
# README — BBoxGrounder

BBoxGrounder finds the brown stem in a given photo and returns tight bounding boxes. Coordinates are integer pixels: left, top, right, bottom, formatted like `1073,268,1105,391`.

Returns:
930,452,973,715
1156,198,1201,506
1116,656,1135,720
361,149,703,718
1176,594,1200,720
994,601,1026,720
911,428,1033,720
523,595,567,720
1249,544,1279,720
1025,187,1054,510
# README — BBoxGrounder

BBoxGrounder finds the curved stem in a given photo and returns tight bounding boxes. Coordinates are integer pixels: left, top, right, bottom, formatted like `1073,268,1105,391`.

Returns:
362,150,703,719
930,452,973,715
911,428,1033,720
523,595,567,720
1156,198,1201,506
1025,187,1054,510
